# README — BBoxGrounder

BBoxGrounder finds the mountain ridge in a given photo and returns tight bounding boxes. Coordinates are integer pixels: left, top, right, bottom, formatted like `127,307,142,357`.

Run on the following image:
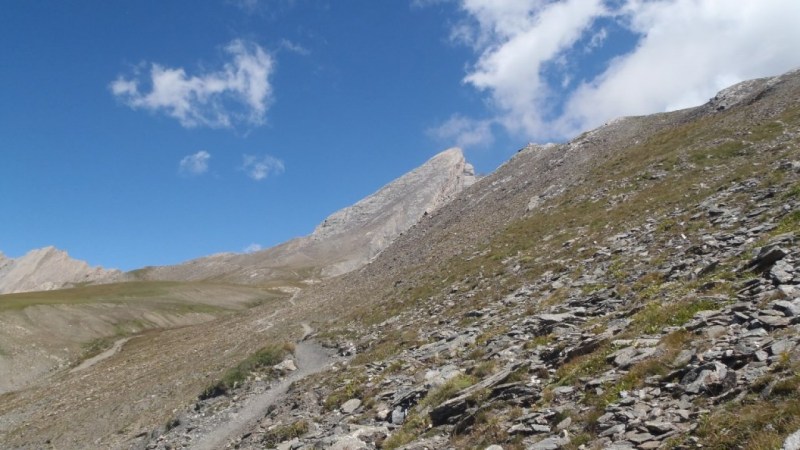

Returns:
0,246,120,295
132,147,476,283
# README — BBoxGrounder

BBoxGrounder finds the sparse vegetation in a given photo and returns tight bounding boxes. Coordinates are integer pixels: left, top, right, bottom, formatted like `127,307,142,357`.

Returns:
262,420,310,446
200,343,290,399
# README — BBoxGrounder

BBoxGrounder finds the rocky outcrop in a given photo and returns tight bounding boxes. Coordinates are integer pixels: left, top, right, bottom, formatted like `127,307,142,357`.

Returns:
135,148,476,283
0,246,120,294
310,147,476,276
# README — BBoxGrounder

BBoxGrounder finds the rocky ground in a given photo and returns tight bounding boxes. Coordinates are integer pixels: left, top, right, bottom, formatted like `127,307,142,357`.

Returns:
138,71,800,449
206,166,800,449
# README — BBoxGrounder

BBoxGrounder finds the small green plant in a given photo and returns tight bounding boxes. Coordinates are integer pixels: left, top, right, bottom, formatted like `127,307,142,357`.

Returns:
262,420,309,446
200,343,288,399
419,374,477,409
324,376,366,410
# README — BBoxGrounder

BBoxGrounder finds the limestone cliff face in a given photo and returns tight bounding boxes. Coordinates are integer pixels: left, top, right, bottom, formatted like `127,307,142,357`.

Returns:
0,247,121,294
310,147,477,275
135,147,477,283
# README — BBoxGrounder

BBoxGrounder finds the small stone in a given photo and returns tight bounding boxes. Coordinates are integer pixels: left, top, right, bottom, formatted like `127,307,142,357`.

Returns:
340,398,362,414
773,300,800,317
626,432,655,444
529,435,570,450
645,421,674,434
556,417,572,431
391,407,406,425
783,428,800,450
273,359,297,372
600,424,627,437
771,339,795,356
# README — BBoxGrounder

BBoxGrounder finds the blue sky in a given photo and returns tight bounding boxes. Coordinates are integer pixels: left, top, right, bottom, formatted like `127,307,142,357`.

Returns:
2,1,799,270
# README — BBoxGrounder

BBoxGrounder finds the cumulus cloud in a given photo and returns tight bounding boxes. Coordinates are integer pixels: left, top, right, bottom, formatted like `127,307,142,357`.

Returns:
433,0,800,143
178,150,211,176
241,154,285,180
111,40,275,129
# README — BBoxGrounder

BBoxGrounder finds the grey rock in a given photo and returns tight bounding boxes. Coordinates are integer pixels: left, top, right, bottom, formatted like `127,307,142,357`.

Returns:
537,313,576,324
682,362,735,395
771,260,795,284
429,363,519,425
744,245,788,272
626,431,655,444
340,398,362,414
783,428,800,450
529,435,570,450
771,339,795,356
273,359,297,373
645,421,674,434
391,407,406,425
772,300,800,317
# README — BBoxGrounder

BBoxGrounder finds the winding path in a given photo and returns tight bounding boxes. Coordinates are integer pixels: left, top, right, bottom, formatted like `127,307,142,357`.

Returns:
69,337,135,374
193,333,334,450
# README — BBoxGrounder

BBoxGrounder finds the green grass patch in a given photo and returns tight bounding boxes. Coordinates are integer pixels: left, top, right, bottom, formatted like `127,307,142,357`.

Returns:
200,343,290,399
419,374,477,409
323,375,367,410
262,420,309,446
627,297,719,335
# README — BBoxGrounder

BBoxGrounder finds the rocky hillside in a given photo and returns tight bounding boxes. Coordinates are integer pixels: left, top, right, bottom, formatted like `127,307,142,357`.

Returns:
132,147,476,284
2,70,800,450
152,69,800,449
0,246,120,294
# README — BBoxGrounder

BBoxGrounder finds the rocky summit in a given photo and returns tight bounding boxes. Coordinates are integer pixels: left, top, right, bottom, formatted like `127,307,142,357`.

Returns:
0,246,120,294
130,147,476,284
2,69,800,450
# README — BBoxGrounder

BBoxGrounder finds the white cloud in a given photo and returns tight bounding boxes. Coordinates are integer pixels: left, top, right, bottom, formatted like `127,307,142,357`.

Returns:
243,243,262,253
559,0,800,136
280,39,310,55
241,154,285,180
433,0,800,142
111,40,275,129
428,115,495,148
179,151,211,176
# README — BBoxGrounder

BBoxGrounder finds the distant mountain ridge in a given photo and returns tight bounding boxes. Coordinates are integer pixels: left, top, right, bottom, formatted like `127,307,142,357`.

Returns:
0,247,120,294
1,148,476,294
133,147,477,283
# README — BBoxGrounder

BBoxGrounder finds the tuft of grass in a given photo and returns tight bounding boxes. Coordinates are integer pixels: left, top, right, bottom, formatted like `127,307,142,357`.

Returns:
626,297,719,335
696,396,800,449
419,374,477,409
383,413,429,449
775,210,800,234
555,343,613,386
200,343,289,399
262,420,309,446
79,337,115,361
323,376,366,410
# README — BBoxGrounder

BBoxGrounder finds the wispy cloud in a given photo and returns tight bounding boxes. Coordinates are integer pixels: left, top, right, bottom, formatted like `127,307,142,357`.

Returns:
178,150,211,176
428,115,494,149
241,154,285,181
426,0,800,142
243,243,262,253
279,39,310,56
110,40,275,129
